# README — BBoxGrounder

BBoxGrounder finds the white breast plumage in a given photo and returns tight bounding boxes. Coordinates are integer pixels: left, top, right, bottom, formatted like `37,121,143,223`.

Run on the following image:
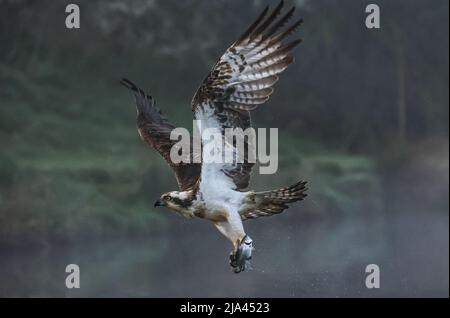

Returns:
195,103,246,208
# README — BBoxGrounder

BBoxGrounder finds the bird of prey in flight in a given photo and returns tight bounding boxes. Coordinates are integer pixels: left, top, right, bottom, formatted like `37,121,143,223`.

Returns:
122,0,307,273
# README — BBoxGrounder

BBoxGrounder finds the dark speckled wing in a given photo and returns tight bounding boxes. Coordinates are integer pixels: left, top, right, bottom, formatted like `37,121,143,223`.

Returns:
121,78,200,191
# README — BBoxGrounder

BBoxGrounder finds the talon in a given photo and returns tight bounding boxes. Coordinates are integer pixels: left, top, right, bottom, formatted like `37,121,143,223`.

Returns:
233,266,243,274
229,253,237,267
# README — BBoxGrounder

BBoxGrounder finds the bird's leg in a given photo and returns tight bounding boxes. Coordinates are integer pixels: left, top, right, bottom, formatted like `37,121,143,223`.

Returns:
230,235,254,273
213,218,253,273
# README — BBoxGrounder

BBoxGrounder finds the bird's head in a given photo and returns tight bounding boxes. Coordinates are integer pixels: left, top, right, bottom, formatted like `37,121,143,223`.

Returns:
154,191,193,213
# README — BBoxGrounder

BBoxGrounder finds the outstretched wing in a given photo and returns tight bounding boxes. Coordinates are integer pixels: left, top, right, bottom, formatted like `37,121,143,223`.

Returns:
240,180,307,220
191,0,302,191
121,78,200,191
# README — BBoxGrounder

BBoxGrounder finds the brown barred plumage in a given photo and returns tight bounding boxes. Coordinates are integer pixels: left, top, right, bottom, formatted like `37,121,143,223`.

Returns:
120,78,201,191
240,181,308,220
191,0,302,112
189,0,304,191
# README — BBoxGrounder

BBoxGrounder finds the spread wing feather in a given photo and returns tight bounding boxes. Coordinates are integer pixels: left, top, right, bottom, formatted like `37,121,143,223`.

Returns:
192,0,302,112
121,78,200,191
191,0,302,190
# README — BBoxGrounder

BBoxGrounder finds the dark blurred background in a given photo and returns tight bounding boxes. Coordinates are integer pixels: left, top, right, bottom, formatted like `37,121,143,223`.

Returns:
0,0,448,297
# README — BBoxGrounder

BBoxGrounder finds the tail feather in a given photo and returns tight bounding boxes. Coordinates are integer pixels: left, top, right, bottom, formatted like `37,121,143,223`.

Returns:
240,180,307,220
261,180,307,203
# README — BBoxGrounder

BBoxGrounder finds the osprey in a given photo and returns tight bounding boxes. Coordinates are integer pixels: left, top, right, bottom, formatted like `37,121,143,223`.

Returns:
122,1,307,273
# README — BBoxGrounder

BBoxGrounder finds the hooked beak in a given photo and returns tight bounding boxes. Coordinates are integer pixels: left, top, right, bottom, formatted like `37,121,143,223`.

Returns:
154,199,164,207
